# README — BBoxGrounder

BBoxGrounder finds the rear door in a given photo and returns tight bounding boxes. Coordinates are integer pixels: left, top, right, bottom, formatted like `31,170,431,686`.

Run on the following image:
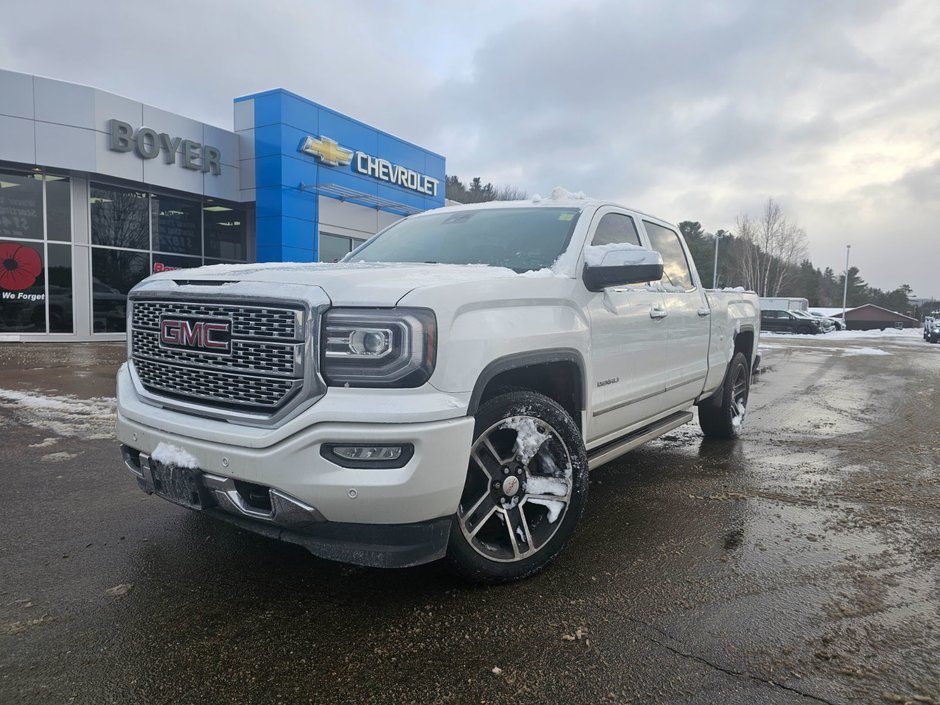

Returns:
585,208,668,444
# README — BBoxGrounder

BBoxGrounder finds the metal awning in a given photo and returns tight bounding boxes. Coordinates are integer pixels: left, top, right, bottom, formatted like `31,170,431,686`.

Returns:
299,181,424,215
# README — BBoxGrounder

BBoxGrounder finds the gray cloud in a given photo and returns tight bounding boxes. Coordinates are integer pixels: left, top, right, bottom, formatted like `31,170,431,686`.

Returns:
1,0,937,296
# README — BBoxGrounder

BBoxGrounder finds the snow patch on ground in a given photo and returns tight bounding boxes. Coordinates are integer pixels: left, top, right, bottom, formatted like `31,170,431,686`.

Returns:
841,347,892,356
0,389,116,439
41,451,77,462
151,442,199,469
763,328,921,341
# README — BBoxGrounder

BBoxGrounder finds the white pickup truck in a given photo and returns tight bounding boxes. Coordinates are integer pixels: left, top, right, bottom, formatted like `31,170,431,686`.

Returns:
116,197,760,582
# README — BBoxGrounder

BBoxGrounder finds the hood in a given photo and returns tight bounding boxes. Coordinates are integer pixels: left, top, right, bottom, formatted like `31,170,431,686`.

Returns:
145,261,523,306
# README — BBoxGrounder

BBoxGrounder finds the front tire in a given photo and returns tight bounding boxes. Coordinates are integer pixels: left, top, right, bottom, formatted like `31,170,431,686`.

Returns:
447,391,588,584
699,352,751,440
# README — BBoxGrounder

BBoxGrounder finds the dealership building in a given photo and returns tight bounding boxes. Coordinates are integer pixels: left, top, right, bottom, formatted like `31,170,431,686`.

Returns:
0,68,445,341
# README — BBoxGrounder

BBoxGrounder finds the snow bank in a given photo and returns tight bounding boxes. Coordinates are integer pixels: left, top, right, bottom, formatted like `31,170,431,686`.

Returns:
762,328,921,341
841,347,892,356
0,389,116,439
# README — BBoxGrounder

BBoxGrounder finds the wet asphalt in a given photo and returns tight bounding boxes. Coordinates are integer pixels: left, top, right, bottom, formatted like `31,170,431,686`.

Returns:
0,336,937,705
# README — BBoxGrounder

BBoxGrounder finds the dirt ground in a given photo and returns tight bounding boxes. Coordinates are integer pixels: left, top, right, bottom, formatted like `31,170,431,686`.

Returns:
0,333,937,704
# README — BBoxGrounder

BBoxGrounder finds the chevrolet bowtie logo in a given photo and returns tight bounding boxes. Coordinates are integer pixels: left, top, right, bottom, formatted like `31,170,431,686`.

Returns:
299,135,354,167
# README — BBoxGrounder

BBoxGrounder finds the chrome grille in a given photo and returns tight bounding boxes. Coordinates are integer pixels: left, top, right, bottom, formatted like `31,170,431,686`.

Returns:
132,329,299,377
130,298,307,413
134,358,299,408
133,301,300,340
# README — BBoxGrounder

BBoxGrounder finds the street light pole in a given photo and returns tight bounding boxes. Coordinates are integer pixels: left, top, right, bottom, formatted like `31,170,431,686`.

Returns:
712,233,723,289
841,244,852,322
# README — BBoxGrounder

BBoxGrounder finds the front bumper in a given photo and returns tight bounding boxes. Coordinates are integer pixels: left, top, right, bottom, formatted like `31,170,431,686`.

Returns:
121,446,453,568
116,365,475,567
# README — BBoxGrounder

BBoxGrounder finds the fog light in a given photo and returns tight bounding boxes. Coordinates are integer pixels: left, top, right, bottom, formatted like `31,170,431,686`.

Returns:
334,445,402,461
321,443,415,469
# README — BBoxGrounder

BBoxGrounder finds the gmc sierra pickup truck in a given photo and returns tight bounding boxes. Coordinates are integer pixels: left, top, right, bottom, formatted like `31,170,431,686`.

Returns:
116,196,760,583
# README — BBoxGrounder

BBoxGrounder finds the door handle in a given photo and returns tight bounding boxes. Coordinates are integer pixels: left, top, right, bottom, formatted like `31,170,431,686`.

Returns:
697,308,711,317
650,307,668,319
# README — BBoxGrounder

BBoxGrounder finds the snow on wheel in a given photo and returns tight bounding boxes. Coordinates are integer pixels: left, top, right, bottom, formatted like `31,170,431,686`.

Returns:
448,390,588,583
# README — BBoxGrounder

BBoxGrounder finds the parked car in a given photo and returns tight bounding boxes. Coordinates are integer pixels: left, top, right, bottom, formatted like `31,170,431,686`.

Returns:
792,309,834,332
925,316,939,343
115,198,761,583
761,309,824,334
808,311,845,330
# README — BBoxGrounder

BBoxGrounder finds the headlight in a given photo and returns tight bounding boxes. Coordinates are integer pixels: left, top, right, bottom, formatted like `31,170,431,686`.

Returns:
321,308,436,387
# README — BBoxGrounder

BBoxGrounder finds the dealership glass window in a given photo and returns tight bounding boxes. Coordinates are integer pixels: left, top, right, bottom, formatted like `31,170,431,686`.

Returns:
152,194,201,256
0,239,46,332
0,169,44,241
319,232,366,263
204,204,247,261
45,174,71,242
151,253,202,276
91,185,150,250
47,243,73,333
92,248,149,333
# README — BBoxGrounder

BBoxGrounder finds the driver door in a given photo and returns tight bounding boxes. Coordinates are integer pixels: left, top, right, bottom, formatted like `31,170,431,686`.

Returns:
585,208,668,445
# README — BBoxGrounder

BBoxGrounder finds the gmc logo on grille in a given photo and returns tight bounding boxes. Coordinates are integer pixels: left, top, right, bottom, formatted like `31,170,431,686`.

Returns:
159,316,232,355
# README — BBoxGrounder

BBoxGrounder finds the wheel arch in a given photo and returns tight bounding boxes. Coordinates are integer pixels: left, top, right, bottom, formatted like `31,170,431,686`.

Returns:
734,327,756,363
467,349,587,430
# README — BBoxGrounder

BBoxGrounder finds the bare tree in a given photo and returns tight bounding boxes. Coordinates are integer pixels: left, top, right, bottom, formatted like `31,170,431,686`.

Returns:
494,184,528,201
735,198,807,296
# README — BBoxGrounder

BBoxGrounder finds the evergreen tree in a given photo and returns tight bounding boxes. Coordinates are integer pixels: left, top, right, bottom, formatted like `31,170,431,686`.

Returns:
445,175,525,204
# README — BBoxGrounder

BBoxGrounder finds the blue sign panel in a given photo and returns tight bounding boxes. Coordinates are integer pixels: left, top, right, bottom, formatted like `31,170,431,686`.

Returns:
235,89,445,263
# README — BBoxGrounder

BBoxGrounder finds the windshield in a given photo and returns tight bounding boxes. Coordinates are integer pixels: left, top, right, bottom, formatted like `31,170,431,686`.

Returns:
347,207,582,272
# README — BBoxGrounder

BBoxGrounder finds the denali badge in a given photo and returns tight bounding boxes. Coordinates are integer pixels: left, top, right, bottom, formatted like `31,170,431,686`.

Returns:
159,316,232,355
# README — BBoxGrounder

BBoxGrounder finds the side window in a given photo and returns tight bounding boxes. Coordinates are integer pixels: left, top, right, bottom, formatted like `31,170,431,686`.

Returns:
643,221,694,290
590,213,641,246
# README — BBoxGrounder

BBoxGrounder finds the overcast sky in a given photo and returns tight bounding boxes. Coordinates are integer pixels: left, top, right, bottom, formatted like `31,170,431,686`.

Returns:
3,0,938,297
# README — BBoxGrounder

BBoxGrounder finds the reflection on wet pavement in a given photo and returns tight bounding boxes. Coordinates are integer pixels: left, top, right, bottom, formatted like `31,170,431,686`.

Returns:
0,335,937,704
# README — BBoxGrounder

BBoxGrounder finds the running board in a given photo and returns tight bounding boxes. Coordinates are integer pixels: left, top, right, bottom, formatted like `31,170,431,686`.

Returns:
587,410,694,470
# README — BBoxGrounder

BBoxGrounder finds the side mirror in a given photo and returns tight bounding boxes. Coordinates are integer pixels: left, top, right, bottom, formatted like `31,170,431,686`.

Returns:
582,246,664,292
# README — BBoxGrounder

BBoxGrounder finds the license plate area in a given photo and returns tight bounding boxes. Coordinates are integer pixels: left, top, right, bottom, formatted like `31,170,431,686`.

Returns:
149,461,205,510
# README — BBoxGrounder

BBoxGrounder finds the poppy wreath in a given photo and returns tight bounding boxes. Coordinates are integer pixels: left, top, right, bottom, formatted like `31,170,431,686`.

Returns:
0,242,43,292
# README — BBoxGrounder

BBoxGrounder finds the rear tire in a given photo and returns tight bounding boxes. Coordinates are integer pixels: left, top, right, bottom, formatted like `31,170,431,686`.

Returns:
699,352,750,440
447,390,588,584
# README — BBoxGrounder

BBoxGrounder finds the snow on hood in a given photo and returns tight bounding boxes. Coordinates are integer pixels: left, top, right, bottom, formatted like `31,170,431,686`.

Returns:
144,261,535,306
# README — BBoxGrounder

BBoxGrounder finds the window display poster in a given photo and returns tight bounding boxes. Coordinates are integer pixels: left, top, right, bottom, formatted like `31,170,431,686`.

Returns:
0,241,46,332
